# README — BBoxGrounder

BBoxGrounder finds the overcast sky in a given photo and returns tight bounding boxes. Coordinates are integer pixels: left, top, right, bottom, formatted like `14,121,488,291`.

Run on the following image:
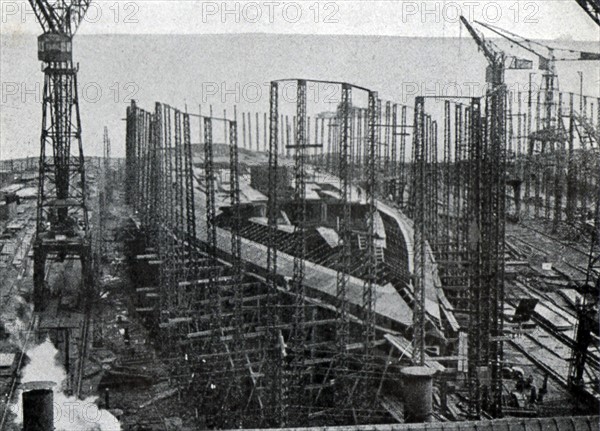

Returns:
1,0,599,40
1,1,599,159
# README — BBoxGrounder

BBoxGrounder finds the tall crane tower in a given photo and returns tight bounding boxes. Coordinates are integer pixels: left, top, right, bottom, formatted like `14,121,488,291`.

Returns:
28,1,93,311
475,12,600,403
475,21,600,136
460,16,532,418
460,16,533,87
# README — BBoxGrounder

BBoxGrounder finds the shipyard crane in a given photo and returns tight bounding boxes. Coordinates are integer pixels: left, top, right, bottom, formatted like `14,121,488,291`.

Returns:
473,18,600,402
459,16,533,87
28,1,93,311
460,16,532,219
474,21,600,131
474,20,599,231
459,16,534,419
576,0,600,27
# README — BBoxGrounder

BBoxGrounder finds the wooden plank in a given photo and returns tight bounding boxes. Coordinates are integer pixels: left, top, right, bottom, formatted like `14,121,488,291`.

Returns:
136,287,157,292
135,254,158,260
345,339,387,351
255,319,337,332
384,334,445,372
303,357,334,366
186,330,266,341
178,276,234,287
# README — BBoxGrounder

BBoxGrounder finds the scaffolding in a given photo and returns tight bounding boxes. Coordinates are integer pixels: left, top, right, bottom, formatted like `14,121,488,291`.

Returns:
123,68,518,424
401,92,507,418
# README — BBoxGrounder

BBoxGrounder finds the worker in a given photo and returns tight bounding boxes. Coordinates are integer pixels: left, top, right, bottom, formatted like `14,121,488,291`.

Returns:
525,375,537,406
481,385,490,411
538,374,548,404
529,383,537,406
516,374,525,392
525,375,533,390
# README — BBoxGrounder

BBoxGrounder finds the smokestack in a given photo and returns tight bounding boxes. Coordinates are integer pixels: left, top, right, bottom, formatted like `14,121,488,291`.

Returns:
21,381,55,431
401,366,436,423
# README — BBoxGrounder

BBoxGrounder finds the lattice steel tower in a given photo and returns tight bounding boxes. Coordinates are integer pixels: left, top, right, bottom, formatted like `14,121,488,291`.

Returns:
29,1,92,311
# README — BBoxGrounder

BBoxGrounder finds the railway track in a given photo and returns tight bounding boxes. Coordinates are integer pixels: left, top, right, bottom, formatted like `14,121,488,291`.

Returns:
519,222,591,258
509,322,599,397
0,202,95,427
0,207,38,429
0,208,35,312
504,219,600,402
507,239,589,280
506,222,591,263
0,314,38,431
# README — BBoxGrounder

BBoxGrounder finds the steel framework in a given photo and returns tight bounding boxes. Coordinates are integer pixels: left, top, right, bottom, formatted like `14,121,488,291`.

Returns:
29,0,93,311
123,73,483,425
266,81,285,426
568,181,600,393
403,92,506,418
335,83,352,399
289,80,309,424
411,96,427,366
